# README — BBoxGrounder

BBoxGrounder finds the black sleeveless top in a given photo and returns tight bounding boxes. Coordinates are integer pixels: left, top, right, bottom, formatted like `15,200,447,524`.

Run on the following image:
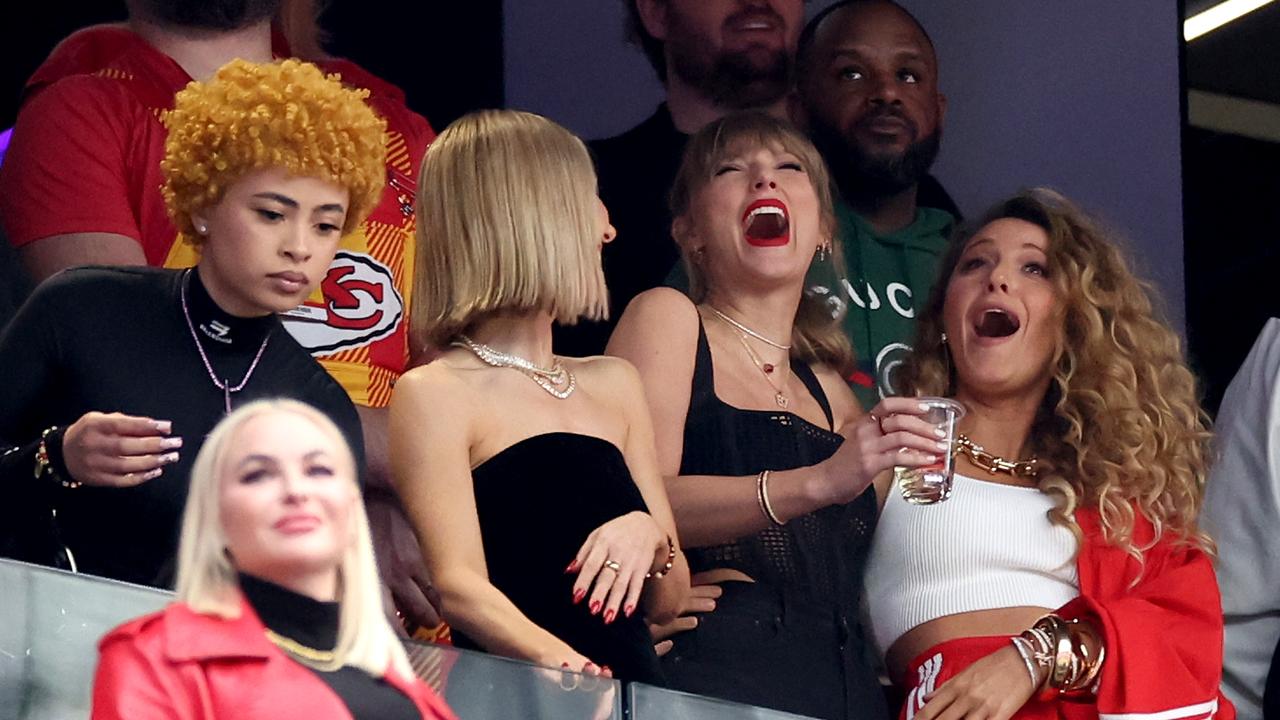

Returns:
450,432,665,684
680,319,878,608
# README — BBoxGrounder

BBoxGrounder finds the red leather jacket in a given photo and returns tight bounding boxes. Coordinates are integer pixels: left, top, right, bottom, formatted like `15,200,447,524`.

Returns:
91,598,457,720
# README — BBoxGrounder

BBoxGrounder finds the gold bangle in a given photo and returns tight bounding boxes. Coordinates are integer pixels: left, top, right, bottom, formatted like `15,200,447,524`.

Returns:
646,535,676,579
757,470,783,526
1026,614,1106,697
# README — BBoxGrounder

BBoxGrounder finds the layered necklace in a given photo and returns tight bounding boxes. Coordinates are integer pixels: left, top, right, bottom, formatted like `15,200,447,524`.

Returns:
453,335,576,399
954,434,1039,479
181,269,272,413
707,306,792,409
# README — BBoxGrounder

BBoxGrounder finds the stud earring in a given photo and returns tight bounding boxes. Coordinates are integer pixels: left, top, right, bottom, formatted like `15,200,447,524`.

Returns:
940,332,948,343
815,242,830,263
195,222,208,235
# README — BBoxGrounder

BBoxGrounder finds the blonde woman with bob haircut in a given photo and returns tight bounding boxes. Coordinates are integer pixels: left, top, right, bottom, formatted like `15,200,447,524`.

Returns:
391,109,689,684
92,399,456,720
863,188,1231,719
607,111,942,720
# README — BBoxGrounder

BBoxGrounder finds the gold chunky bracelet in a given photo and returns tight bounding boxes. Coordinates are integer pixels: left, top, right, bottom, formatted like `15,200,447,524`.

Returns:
1020,614,1107,698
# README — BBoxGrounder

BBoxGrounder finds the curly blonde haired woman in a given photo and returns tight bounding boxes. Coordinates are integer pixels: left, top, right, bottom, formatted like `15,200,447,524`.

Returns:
864,188,1233,720
0,58,383,587
92,400,457,720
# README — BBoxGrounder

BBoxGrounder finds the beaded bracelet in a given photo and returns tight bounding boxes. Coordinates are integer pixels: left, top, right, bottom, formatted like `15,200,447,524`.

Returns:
35,427,80,489
646,535,676,579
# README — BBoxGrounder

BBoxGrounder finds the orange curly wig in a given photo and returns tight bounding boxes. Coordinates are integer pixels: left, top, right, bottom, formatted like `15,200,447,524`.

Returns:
161,58,387,240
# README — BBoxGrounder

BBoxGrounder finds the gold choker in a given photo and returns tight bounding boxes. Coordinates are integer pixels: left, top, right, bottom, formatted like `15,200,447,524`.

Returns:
954,434,1039,479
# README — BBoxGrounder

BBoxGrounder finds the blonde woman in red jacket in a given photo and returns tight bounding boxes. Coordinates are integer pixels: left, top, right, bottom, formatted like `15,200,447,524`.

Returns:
91,400,456,720
863,188,1233,720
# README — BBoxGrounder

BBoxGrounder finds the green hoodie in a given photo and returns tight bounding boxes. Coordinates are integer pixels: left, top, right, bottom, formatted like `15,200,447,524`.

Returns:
826,200,954,408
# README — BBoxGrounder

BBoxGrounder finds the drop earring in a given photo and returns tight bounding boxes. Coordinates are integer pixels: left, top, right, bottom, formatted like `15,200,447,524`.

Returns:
815,241,830,263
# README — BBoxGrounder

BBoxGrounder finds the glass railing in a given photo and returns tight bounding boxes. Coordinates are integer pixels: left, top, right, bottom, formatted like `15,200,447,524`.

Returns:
0,559,821,720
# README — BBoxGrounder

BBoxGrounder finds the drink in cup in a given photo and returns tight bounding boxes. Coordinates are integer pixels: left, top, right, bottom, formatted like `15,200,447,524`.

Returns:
895,397,965,504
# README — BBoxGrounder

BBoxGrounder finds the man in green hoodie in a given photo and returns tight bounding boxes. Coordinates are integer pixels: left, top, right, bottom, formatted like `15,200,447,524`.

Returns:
794,0,954,408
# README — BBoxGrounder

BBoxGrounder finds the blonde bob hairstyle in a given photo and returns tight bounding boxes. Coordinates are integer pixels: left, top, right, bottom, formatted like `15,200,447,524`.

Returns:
898,188,1213,562
161,58,388,241
669,111,854,375
175,399,411,679
411,109,608,353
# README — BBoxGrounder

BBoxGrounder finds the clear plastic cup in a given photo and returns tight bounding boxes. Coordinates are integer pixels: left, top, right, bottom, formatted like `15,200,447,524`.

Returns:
894,397,966,504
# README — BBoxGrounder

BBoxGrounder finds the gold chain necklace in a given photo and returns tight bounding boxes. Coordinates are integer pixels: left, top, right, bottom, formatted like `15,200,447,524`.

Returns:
264,628,341,671
721,322,791,409
954,434,1039,479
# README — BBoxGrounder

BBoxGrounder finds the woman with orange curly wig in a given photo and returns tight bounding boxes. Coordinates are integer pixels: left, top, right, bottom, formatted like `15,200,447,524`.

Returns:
0,58,385,589
862,188,1233,720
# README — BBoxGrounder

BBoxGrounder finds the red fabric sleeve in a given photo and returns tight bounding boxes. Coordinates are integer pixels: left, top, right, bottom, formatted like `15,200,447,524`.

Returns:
1058,512,1233,719
0,75,144,247
92,625,193,720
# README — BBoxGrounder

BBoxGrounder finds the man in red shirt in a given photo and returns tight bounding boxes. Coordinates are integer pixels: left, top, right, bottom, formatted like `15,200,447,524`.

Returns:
0,0,441,635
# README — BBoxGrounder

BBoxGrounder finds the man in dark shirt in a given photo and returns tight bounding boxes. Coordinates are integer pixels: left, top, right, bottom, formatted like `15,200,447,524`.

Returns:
555,0,805,356
793,0,957,407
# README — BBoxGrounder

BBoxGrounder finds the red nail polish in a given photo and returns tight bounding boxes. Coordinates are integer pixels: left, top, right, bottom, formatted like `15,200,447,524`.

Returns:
573,588,586,604
562,662,571,668
565,560,578,573
604,609,615,624
624,604,635,618
590,600,602,615
602,665,613,677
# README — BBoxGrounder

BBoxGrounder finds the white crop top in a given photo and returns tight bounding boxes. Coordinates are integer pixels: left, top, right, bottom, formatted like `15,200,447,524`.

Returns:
863,474,1080,657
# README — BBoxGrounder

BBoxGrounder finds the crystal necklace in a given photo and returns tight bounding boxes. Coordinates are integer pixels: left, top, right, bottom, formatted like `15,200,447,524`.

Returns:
181,270,272,413
453,335,576,400
954,434,1039,479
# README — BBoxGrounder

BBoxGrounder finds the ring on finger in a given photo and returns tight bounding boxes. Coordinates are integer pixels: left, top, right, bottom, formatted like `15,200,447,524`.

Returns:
868,412,886,435
603,559,622,572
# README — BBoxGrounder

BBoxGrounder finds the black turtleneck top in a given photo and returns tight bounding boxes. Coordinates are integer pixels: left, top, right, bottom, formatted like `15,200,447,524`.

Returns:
0,266,364,587
238,573,419,720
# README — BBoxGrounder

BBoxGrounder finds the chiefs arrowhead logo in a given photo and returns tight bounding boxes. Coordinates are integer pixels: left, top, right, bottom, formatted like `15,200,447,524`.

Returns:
282,251,404,355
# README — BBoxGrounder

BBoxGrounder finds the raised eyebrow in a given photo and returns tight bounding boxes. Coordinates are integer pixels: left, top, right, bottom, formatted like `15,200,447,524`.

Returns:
252,192,298,208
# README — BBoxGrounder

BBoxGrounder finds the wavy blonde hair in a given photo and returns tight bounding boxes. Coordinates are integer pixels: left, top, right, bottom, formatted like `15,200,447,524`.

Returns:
175,399,411,679
670,111,854,375
899,188,1213,560
411,109,608,353
161,58,387,240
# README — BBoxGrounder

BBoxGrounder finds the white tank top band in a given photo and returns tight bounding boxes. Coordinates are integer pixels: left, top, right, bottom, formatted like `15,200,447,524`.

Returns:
863,473,1080,657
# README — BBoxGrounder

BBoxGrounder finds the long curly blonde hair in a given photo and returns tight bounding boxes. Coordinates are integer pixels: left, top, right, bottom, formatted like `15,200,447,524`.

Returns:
161,58,387,240
899,188,1213,560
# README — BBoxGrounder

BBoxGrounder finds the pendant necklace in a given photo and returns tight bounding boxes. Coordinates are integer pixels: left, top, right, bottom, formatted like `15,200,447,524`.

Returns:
181,269,272,413
706,306,792,409
453,335,576,400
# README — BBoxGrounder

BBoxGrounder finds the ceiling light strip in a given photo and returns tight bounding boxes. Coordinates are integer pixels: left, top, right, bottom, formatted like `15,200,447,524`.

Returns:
1185,0,1277,41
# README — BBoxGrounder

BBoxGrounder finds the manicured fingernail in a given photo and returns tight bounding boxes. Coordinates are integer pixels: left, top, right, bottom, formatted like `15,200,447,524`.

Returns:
602,665,613,677
624,604,635,618
561,662,571,669
584,662,597,674
590,600,602,615
918,403,932,412
935,440,949,451
144,468,163,480
934,427,947,438
163,452,180,463
565,559,579,573
573,588,586,604
154,420,172,433
161,437,183,449
604,609,615,624
924,455,939,464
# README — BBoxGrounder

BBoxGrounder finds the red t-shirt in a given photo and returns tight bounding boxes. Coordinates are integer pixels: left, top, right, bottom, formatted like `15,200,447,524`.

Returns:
0,25,435,407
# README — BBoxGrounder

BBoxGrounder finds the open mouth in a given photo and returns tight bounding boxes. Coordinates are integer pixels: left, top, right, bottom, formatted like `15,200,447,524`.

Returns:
974,308,1020,338
742,199,790,247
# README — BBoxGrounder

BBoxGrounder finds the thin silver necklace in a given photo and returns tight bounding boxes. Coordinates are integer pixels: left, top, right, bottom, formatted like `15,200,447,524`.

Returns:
707,306,792,350
181,269,272,413
453,335,576,400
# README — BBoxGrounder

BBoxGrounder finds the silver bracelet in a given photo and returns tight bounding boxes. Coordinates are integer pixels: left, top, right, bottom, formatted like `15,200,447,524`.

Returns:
1011,636,1042,690
756,470,783,526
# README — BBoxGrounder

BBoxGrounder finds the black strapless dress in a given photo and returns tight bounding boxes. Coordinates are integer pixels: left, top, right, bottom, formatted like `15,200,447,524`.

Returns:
450,432,666,685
